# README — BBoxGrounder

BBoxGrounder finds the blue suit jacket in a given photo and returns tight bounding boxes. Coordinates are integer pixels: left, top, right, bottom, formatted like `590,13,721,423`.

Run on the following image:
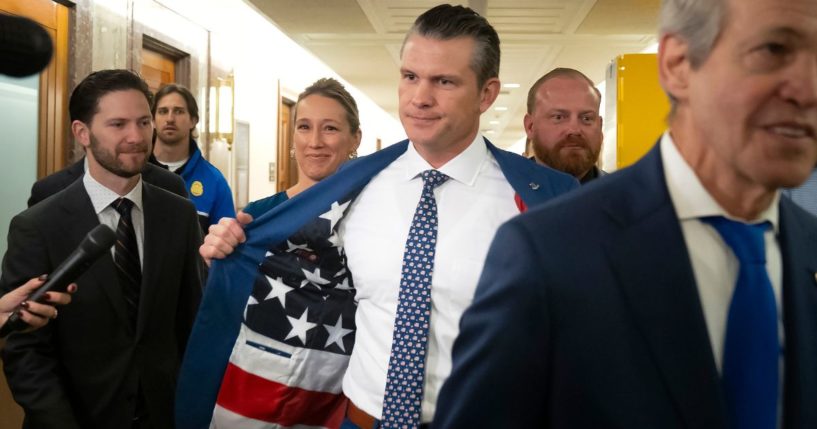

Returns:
176,139,578,428
434,144,817,428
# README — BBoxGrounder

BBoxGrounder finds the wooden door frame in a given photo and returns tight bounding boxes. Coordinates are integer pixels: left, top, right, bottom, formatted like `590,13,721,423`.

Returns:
276,92,296,193
141,34,191,88
1,0,71,177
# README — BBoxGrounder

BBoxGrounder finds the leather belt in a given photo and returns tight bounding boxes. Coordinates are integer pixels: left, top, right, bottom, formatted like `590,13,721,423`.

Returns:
345,401,430,429
347,401,377,429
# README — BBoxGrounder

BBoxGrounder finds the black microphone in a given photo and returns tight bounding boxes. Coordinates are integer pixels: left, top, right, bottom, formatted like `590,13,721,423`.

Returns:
0,13,54,77
0,224,116,337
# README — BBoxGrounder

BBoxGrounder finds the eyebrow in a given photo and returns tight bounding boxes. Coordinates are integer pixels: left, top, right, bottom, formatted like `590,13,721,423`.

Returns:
105,115,152,122
761,26,805,41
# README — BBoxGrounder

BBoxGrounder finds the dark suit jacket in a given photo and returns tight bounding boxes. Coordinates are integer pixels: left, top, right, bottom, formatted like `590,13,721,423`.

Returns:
28,157,188,207
1,178,204,429
434,145,817,428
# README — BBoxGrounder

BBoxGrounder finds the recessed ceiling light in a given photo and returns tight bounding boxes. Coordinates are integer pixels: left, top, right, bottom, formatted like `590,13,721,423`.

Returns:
489,120,500,125
503,83,520,88
495,106,508,111
485,130,495,134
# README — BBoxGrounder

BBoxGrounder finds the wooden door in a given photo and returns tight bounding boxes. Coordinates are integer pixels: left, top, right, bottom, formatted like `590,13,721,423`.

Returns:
0,1,70,426
276,99,297,192
0,0,69,177
141,48,175,95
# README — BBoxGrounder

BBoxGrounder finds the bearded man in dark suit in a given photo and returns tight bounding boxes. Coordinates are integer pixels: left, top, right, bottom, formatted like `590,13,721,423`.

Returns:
1,69,203,429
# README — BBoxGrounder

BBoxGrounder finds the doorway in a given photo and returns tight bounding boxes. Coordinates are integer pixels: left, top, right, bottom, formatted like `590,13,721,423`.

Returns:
141,48,175,94
0,1,71,425
277,98,297,192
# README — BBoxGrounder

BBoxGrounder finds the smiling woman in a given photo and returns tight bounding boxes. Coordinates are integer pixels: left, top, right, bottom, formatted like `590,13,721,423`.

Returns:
241,78,362,218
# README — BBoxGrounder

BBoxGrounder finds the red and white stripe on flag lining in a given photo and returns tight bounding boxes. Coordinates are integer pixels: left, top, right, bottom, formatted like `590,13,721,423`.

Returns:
211,324,350,429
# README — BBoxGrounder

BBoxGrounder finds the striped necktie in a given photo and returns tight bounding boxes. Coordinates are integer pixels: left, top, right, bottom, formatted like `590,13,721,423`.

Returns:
112,197,141,326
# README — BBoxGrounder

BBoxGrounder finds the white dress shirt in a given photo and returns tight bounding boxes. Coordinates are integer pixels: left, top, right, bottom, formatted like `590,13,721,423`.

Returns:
83,171,145,266
340,135,519,423
660,132,783,372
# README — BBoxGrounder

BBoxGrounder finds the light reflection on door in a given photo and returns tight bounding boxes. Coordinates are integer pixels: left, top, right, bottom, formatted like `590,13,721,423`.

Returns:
0,74,39,259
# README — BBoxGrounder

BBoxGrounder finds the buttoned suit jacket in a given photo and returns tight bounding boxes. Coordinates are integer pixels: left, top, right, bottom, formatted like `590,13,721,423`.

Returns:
28,157,187,207
176,138,580,428
1,178,204,429
433,144,817,429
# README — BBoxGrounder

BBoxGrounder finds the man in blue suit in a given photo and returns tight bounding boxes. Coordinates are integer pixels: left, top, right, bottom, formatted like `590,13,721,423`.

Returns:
178,5,577,429
434,0,817,428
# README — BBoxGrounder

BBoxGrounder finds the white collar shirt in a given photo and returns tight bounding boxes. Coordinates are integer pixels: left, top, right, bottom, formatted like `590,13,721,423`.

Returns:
339,135,519,423
660,132,782,374
82,171,145,266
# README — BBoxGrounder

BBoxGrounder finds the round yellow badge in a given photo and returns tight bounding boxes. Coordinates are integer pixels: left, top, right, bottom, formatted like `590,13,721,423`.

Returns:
190,181,204,197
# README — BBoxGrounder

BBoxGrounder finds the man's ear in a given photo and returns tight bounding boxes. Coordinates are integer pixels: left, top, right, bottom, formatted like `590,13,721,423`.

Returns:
72,120,91,149
523,113,535,139
478,77,501,114
658,33,692,104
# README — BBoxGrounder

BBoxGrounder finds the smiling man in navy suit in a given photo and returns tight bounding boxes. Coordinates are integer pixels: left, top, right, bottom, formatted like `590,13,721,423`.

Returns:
2,69,203,429
435,0,817,428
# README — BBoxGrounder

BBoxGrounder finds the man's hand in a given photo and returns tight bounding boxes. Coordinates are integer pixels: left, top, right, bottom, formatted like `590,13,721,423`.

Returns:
199,211,253,267
0,276,77,330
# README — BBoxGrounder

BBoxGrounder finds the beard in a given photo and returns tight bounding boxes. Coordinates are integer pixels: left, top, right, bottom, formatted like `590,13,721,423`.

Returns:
533,134,600,179
89,133,148,178
156,127,190,146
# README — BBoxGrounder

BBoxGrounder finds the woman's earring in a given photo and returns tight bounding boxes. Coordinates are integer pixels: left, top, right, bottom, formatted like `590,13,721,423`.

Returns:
349,150,358,159
290,147,296,158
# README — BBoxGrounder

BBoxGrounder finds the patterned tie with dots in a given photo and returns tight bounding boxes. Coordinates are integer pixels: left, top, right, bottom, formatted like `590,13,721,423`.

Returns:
381,169,449,429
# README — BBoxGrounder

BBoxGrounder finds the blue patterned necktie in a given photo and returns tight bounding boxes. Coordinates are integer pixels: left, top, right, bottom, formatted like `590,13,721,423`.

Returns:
381,169,449,429
702,216,779,429
112,197,141,326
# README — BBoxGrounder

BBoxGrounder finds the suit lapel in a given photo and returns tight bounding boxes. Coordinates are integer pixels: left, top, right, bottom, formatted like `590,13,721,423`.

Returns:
778,199,817,428
136,183,168,339
486,139,578,206
603,146,726,428
59,179,133,329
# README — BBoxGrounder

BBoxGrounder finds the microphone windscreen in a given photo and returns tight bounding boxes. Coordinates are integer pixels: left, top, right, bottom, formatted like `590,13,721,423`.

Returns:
0,14,54,77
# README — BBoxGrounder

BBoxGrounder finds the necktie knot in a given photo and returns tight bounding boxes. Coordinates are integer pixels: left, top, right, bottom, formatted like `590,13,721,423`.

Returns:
113,198,134,218
421,169,449,190
701,216,769,264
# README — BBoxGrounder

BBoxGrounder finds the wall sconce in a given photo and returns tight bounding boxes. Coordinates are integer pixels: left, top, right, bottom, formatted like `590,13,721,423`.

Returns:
208,74,235,146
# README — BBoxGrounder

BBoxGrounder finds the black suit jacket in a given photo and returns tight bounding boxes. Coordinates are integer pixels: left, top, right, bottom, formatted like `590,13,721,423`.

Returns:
28,158,188,207
434,144,817,428
1,178,204,429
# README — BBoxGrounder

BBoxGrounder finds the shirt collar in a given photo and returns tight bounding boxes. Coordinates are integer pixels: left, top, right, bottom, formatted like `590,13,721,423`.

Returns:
402,134,487,186
660,131,779,231
82,169,144,215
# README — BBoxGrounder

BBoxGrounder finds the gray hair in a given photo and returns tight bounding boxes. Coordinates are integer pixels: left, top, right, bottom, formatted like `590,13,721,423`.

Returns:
659,0,727,113
401,4,500,89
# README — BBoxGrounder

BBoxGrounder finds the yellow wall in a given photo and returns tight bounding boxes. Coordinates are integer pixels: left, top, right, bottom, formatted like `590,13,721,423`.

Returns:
613,54,670,169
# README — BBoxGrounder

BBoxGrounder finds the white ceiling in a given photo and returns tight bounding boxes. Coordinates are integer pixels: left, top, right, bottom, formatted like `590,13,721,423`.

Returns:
245,0,660,148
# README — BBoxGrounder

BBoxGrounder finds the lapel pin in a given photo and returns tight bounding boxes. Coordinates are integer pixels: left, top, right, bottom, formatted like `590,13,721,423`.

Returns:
529,182,540,190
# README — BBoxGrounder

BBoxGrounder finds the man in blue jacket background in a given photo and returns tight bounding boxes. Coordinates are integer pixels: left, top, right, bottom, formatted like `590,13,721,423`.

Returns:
150,83,235,233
